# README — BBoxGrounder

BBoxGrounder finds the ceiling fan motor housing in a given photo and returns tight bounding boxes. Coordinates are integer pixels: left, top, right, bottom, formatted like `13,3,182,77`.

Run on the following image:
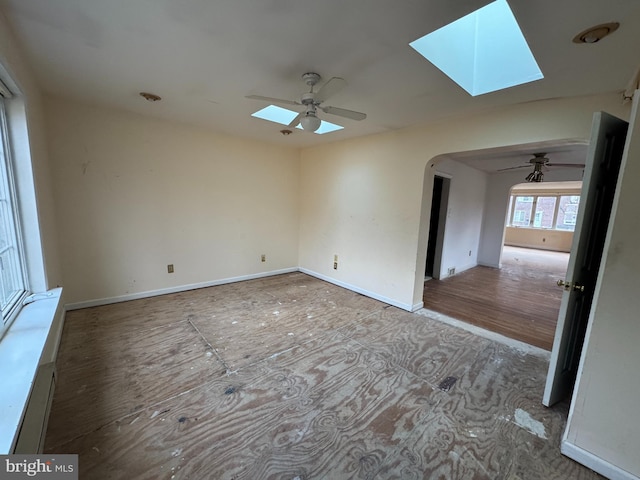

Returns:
301,92,315,105
530,153,549,164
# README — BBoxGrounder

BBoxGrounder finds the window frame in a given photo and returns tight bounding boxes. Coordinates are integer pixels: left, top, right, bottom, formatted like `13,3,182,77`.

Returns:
511,195,533,227
531,195,558,229
0,97,29,337
506,192,581,232
555,194,581,231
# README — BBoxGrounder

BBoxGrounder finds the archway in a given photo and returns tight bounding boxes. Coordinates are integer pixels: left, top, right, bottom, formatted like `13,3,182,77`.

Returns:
417,140,587,348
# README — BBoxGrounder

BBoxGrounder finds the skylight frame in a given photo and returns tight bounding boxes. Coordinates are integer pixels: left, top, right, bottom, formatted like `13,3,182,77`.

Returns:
409,0,543,97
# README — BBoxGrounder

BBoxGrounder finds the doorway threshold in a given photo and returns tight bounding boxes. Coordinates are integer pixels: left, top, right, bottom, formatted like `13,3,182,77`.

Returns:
417,308,550,359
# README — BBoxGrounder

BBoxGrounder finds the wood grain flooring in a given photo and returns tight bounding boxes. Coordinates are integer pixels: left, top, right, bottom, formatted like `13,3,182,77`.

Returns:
45,271,602,479
423,246,569,350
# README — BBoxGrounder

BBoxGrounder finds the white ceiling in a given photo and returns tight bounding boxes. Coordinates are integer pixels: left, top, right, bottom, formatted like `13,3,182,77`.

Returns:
442,140,589,173
1,0,638,156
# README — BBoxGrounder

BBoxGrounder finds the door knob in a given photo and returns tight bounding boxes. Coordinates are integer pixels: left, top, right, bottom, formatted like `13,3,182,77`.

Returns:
557,279,585,292
573,283,585,292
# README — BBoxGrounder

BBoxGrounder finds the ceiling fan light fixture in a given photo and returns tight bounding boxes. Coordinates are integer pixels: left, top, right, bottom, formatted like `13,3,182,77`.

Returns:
300,112,321,132
526,170,544,182
525,160,545,182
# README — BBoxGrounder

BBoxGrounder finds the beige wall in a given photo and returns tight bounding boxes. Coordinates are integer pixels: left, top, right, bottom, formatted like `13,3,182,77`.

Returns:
46,97,300,305
431,159,487,279
300,94,630,309
39,92,631,311
504,227,573,252
0,10,61,292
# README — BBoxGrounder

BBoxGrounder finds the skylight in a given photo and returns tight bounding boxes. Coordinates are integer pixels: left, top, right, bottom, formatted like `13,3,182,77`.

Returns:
251,105,298,125
409,0,543,96
251,105,344,135
308,120,343,135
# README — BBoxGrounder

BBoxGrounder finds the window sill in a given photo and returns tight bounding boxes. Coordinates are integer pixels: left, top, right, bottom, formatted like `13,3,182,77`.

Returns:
0,287,63,454
507,226,575,232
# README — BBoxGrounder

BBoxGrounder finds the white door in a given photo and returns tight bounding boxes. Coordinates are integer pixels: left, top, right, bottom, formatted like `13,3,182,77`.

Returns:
543,111,629,407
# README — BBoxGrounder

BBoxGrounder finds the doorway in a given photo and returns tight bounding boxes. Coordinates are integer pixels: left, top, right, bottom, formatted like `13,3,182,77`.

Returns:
425,175,450,279
420,143,588,349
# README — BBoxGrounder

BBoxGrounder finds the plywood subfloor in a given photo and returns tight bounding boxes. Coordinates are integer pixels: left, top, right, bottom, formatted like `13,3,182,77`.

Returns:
423,246,569,350
45,271,601,479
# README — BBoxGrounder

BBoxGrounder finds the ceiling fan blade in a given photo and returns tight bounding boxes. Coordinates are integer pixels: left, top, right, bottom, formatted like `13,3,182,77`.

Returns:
497,164,530,172
245,95,300,107
546,163,586,168
321,105,366,121
315,77,347,103
287,111,304,128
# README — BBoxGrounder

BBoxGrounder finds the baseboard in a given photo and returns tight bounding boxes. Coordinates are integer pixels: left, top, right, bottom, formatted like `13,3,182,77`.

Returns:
65,268,298,310
299,268,414,311
66,267,418,314
477,261,500,269
456,262,478,274
561,440,639,480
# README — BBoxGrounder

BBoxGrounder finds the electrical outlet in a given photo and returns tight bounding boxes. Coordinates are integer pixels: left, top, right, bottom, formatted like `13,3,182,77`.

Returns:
261,254,266,262
333,262,338,270
469,250,472,256
167,264,174,274
447,267,455,276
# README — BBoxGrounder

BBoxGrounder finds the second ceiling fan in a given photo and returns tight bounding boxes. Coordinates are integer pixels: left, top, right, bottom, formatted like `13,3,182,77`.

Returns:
498,153,585,182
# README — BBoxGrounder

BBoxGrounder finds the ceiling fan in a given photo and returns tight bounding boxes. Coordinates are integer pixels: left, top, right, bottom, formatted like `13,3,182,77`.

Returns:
246,72,366,132
497,153,585,182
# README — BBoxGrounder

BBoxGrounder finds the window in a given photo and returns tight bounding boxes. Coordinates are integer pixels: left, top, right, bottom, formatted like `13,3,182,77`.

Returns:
556,195,580,231
511,196,533,226
0,98,27,335
507,192,580,232
533,196,557,229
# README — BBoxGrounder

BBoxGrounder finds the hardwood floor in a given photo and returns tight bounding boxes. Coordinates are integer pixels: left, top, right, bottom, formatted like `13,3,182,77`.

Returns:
423,246,570,351
44,271,602,479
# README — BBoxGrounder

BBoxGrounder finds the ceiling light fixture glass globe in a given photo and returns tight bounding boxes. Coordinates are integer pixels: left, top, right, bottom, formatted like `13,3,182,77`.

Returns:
300,113,321,132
